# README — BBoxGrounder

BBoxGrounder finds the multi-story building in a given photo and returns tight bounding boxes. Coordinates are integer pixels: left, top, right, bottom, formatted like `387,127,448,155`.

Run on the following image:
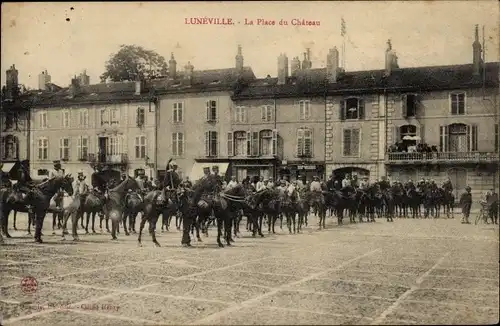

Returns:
324,26,499,202
155,47,256,182
231,50,326,182
0,65,31,178
29,73,157,180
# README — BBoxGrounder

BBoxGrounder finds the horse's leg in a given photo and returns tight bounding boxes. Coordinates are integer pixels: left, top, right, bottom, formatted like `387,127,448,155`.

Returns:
85,211,90,234
2,208,12,237
122,211,130,236
286,212,292,234
33,212,46,243
138,211,148,246
216,216,224,247
195,216,202,242
149,212,161,247
12,210,17,231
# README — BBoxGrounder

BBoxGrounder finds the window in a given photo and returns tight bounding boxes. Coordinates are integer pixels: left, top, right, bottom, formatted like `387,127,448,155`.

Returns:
79,109,89,128
439,123,477,152
62,110,70,128
100,109,109,125
299,100,311,120
59,138,70,160
38,137,48,160
173,102,183,123
234,106,246,123
296,128,313,157
399,124,417,147
495,124,499,153
205,131,218,157
2,135,18,160
450,92,466,115
206,100,217,121
172,133,184,156
233,131,247,156
249,131,259,156
402,94,418,118
342,129,360,157
260,130,273,156
37,169,49,176
261,105,273,122
77,136,89,160
38,111,47,129
107,136,120,155
340,98,365,120
135,135,146,159
110,108,119,124
137,107,145,127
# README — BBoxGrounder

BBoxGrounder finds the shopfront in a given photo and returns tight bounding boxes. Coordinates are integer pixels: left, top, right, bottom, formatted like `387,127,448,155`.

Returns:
229,158,278,182
281,161,326,182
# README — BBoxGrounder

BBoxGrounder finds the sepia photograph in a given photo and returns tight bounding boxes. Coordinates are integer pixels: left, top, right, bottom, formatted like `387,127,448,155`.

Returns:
0,1,499,325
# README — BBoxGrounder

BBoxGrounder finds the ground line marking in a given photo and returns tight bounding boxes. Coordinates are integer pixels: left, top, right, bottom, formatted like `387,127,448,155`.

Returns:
63,308,164,325
189,248,382,325
370,252,451,325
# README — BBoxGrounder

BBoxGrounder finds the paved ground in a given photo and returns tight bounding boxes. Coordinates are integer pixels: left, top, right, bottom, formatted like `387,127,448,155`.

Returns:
1,213,499,325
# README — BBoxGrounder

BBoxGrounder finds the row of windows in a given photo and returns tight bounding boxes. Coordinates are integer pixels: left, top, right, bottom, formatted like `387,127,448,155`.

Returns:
35,135,148,161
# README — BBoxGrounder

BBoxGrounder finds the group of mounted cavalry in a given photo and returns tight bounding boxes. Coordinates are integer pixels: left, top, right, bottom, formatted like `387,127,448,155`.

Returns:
0,159,458,247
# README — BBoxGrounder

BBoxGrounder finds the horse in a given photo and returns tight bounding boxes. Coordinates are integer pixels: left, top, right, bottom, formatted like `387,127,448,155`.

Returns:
282,187,299,234
249,188,282,234
82,189,107,233
105,176,140,240
438,187,455,218
20,175,75,243
123,190,144,235
138,188,170,247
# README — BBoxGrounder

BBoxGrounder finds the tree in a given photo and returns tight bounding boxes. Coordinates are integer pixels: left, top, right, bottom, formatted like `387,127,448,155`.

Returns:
100,45,168,82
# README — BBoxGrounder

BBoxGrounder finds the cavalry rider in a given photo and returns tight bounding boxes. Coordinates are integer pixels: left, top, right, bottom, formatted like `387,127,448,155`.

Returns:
309,175,325,204
359,177,368,190
341,174,351,189
379,176,391,192
182,176,193,188
406,179,416,191
443,177,453,193
227,176,238,190
326,175,335,192
200,167,211,183
49,160,65,215
74,170,89,219
210,165,224,190
13,165,33,194
163,160,181,191
351,174,359,189
134,170,146,201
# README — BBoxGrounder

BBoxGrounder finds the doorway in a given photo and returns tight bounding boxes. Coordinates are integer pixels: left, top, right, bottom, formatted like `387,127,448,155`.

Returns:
447,168,467,199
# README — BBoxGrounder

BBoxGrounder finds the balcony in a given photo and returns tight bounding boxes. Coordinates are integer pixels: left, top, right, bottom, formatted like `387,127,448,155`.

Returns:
386,151,498,164
96,153,128,165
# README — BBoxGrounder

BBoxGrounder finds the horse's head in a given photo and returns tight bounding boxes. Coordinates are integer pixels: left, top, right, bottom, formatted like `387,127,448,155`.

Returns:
61,174,74,196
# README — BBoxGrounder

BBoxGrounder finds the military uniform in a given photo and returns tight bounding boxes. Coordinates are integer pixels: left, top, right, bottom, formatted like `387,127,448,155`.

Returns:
459,186,473,223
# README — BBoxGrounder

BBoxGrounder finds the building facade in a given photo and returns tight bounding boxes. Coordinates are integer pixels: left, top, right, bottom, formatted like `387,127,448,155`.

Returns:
0,65,30,178
155,47,256,182
29,78,157,180
324,29,499,203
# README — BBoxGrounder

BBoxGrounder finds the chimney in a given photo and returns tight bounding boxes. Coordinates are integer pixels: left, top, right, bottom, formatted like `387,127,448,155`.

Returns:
235,44,244,72
472,24,483,76
168,53,177,79
4,65,19,100
69,76,80,98
326,47,340,83
277,53,289,85
291,56,301,76
78,70,90,86
184,61,194,84
384,39,399,76
38,70,51,91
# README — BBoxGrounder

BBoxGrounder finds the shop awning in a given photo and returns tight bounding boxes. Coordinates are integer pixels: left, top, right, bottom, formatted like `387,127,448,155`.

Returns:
190,162,230,182
1,162,15,173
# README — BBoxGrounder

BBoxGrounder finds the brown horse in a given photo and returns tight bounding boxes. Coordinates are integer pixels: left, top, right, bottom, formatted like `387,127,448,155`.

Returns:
105,176,139,240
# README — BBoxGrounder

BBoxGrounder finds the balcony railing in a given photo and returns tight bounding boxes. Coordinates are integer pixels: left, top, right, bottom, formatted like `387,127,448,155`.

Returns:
97,153,128,164
386,151,498,163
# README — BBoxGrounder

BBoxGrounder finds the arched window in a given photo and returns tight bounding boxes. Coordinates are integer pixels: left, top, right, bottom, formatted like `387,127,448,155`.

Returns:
399,124,417,149
3,135,19,160
260,130,273,156
233,131,247,156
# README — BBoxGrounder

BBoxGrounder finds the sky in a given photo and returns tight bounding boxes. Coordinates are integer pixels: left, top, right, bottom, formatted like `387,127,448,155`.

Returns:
1,1,499,89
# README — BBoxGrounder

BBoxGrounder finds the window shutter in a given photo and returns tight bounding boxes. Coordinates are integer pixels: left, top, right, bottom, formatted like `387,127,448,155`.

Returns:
358,99,365,120
343,129,350,156
339,100,345,120
252,131,259,156
261,106,266,121
439,125,449,152
205,131,210,156
272,129,278,156
393,125,400,144
401,94,408,118
206,101,210,121
296,128,304,156
353,129,360,156
467,124,478,151
243,107,247,122
305,129,313,157
419,124,425,144
299,101,304,120
246,131,252,156
227,132,233,157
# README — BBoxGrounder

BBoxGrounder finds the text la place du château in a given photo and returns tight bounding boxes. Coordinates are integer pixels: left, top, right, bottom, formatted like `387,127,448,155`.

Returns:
184,17,320,26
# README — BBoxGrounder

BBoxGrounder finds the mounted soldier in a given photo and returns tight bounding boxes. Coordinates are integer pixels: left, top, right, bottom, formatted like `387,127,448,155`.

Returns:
134,169,146,201
326,174,335,192
74,170,89,221
379,176,391,192
49,160,65,179
164,159,181,191
443,177,453,193
210,165,224,191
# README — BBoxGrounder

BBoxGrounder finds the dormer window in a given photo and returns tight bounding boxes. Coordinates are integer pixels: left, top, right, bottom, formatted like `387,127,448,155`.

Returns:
340,97,365,120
